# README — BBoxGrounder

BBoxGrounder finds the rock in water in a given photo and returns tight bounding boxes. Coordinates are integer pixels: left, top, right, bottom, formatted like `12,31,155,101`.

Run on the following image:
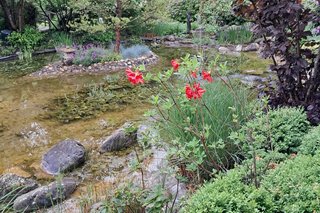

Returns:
243,43,259,52
13,178,77,212
41,139,86,175
0,173,38,203
100,123,137,153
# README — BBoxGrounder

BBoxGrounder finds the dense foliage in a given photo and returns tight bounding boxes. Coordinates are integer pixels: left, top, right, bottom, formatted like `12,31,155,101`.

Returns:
184,151,320,212
300,125,320,155
234,0,320,124
231,107,310,156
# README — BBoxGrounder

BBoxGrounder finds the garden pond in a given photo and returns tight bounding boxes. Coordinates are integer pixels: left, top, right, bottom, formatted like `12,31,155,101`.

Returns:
0,45,271,197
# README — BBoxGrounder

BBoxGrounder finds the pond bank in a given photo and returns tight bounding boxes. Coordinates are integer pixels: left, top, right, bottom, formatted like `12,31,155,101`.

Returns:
30,51,159,78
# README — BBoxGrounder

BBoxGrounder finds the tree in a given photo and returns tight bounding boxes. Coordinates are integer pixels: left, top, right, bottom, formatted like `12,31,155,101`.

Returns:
0,0,36,31
234,0,320,123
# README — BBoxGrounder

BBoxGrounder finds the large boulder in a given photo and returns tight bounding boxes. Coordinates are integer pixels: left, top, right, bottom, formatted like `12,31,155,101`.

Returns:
41,139,86,175
100,123,137,153
13,178,77,213
0,173,38,203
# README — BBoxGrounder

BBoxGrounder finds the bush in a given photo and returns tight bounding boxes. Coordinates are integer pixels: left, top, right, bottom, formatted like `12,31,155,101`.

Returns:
300,125,320,155
184,154,320,212
261,154,320,212
72,44,107,66
183,169,274,213
203,0,246,26
7,26,43,60
231,107,310,156
121,45,151,59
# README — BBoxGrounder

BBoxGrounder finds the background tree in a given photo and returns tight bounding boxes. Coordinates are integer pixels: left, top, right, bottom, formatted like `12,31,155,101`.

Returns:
0,0,37,31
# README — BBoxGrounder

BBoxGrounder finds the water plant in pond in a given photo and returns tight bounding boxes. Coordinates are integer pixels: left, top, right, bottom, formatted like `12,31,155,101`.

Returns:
216,24,253,45
46,78,157,123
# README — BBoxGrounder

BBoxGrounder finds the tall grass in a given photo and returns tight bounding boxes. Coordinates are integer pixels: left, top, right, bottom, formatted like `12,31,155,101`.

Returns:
161,81,251,175
216,24,253,45
149,22,186,36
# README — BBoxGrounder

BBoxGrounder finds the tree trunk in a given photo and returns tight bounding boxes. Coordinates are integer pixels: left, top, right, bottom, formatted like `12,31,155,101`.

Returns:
0,0,17,30
114,0,122,54
17,0,25,31
186,11,191,34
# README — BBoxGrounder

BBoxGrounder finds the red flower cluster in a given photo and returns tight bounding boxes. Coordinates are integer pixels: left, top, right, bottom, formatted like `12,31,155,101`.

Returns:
171,59,179,71
126,68,144,85
202,70,213,82
185,83,206,100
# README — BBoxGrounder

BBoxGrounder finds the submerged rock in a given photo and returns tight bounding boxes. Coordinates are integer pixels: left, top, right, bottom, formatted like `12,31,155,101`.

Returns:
218,47,241,57
19,122,49,147
100,123,137,153
41,139,86,175
0,173,39,203
243,43,259,52
13,177,77,212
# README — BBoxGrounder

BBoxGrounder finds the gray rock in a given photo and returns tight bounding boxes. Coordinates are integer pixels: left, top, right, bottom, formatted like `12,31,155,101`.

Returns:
218,47,241,57
90,202,105,213
0,174,38,203
13,177,77,213
235,44,243,52
100,123,137,153
243,43,259,52
41,139,86,175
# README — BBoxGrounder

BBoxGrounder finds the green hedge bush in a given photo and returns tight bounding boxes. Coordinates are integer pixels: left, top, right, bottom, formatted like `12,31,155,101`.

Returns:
184,154,320,212
300,125,320,155
231,107,310,156
261,154,320,212
182,169,274,213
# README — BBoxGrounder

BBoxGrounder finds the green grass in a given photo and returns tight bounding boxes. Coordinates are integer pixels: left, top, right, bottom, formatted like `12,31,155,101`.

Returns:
148,22,186,36
216,24,253,45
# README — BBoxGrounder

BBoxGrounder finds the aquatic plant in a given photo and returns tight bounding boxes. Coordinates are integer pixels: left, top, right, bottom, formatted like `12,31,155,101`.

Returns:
47,78,157,123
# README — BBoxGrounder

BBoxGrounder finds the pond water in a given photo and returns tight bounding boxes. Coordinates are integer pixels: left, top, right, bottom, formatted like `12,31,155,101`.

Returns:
0,46,270,185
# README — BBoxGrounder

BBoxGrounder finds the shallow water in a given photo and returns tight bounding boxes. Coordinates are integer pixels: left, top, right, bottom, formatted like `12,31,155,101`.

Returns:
0,46,270,181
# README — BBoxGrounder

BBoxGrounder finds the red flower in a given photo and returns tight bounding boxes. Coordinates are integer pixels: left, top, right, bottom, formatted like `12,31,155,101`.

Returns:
193,83,206,99
126,68,144,85
171,59,179,71
191,71,197,78
202,70,213,82
185,84,193,100
185,83,206,100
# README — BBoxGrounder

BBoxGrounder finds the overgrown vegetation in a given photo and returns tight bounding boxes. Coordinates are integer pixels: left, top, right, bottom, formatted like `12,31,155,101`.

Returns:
46,77,157,123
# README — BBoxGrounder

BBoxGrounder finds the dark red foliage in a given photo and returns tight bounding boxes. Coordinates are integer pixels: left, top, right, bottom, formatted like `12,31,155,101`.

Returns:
234,0,320,124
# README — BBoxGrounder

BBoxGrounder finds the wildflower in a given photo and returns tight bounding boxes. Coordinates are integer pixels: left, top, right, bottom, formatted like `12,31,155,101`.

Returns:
202,70,213,82
126,68,144,85
171,59,179,71
185,83,206,100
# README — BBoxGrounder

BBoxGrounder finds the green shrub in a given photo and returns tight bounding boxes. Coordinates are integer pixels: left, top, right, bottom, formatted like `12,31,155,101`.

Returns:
183,169,274,213
300,125,320,155
261,154,320,212
7,26,43,60
184,154,320,213
231,107,310,156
